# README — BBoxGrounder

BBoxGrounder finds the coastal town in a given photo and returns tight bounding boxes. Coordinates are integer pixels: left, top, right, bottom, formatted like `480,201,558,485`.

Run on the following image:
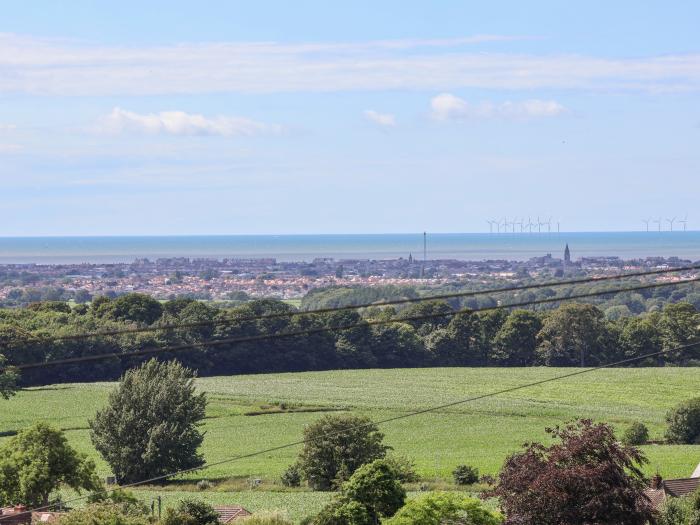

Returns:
0,248,694,305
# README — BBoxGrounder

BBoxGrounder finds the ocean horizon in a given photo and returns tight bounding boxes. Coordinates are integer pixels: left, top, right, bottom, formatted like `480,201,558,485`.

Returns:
0,232,698,264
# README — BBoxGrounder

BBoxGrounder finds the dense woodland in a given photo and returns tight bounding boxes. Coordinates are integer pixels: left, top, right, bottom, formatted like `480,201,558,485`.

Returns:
1,279,699,386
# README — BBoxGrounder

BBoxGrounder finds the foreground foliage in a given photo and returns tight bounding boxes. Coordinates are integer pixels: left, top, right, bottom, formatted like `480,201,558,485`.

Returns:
490,419,654,525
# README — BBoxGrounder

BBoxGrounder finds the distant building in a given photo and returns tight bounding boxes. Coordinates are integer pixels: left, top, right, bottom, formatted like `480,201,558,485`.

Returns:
564,244,571,264
213,506,252,523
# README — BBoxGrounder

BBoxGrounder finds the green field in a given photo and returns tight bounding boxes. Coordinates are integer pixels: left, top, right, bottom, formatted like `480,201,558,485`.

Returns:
3,367,699,522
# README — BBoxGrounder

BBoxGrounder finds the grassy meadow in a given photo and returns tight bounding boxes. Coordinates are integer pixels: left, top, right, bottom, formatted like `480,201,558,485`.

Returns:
3,367,699,522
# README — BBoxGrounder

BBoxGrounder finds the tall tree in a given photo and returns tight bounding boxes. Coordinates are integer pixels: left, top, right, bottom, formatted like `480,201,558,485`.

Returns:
491,310,542,366
490,419,653,525
536,304,611,366
296,414,389,490
90,359,207,484
0,423,100,506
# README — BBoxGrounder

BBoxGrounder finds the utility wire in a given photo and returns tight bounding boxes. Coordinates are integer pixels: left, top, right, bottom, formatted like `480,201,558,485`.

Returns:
5,339,699,521
10,264,700,345
6,276,699,372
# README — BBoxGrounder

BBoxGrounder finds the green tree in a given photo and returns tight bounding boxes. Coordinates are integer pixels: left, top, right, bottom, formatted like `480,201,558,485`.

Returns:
296,414,389,490
619,316,662,363
90,359,207,484
95,293,164,324
311,500,372,525
665,397,700,444
385,492,502,525
341,460,405,523
0,353,18,399
0,423,100,506
536,304,611,366
162,499,219,525
491,310,542,366
658,302,700,363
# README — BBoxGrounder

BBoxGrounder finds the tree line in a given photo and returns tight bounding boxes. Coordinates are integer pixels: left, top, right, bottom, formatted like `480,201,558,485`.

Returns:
0,291,698,387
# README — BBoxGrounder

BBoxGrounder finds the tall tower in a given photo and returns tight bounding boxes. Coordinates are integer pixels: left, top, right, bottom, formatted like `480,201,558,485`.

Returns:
564,243,571,264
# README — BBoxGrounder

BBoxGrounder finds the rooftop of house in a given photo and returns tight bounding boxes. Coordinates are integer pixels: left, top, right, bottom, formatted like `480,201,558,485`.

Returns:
644,462,700,509
213,506,252,523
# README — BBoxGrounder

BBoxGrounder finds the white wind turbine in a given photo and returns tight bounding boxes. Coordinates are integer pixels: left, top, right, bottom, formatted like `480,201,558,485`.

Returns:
666,217,676,231
642,218,651,232
678,214,688,232
653,217,662,232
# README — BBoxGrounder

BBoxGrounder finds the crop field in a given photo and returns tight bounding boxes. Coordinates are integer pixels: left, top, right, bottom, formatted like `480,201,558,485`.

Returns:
3,367,699,522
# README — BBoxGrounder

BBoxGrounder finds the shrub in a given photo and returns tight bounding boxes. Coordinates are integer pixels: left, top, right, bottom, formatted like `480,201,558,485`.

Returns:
196,479,212,491
452,465,479,485
57,504,150,525
622,421,649,445
90,359,207,484
281,463,302,487
239,511,294,524
311,500,372,525
297,414,389,490
385,492,503,525
161,499,219,525
666,397,700,444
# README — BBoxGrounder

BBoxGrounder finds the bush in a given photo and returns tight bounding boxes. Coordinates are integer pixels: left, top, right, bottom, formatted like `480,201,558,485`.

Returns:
622,422,649,445
666,397,700,444
57,504,150,525
281,463,302,487
196,479,212,491
385,492,503,525
297,414,389,490
239,511,294,525
311,500,372,525
161,499,219,525
452,465,479,485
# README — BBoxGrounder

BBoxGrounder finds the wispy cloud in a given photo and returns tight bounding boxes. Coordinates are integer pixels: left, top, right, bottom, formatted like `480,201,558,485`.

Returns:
0,144,22,153
431,93,566,120
98,107,281,137
364,110,396,127
1,33,699,95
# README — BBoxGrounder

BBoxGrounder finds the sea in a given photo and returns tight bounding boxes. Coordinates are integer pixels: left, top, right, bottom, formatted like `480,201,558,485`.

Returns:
0,232,698,265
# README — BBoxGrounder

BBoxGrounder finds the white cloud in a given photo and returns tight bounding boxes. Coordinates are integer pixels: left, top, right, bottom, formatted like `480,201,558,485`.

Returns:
0,33,699,95
431,93,566,120
0,144,22,153
0,124,17,131
98,107,281,137
364,110,396,127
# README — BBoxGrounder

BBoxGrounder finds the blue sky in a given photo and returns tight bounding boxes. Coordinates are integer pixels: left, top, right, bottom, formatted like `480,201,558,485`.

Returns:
1,1,698,235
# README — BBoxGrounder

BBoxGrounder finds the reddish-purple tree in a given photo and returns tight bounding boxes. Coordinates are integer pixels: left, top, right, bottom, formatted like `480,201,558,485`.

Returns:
490,419,654,525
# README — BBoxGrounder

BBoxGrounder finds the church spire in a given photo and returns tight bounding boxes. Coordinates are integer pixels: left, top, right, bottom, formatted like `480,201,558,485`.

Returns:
564,243,571,263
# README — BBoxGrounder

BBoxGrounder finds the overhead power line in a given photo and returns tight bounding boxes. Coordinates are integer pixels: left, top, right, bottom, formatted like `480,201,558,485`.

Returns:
6,275,699,372
11,264,700,344
5,339,699,522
